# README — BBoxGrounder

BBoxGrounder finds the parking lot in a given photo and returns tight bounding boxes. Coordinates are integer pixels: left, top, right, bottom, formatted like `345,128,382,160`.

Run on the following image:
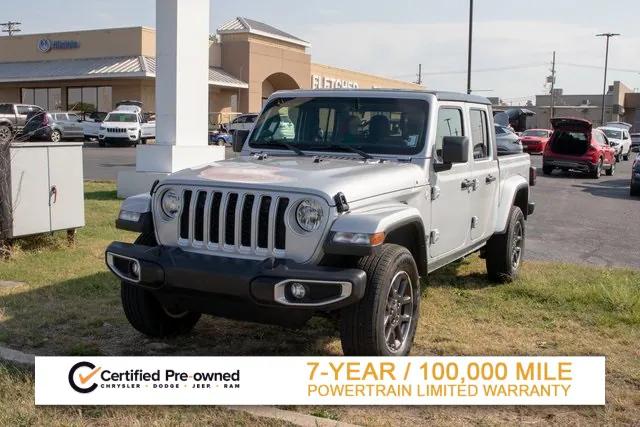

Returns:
82,145,640,269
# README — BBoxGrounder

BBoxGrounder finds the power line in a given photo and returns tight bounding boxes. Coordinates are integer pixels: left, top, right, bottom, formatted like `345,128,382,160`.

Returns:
559,62,639,74
391,63,546,79
0,21,21,36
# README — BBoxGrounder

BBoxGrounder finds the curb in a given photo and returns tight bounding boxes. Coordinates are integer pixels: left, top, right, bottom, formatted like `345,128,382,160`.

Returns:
0,344,358,427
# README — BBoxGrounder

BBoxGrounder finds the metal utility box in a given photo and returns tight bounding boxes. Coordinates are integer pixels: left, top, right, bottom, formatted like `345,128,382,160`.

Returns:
2,142,84,239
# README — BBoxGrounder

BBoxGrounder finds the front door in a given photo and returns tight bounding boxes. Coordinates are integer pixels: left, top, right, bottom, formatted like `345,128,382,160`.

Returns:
468,108,499,241
429,105,472,258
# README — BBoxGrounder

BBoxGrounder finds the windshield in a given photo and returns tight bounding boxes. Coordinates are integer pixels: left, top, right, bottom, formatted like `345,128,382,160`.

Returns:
105,113,137,123
601,129,622,139
523,130,548,137
248,97,429,155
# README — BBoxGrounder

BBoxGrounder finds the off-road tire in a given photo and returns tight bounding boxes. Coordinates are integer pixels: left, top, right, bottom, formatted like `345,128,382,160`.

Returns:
340,244,420,356
631,185,640,197
98,140,106,147
623,151,629,161
542,165,553,175
121,232,201,337
605,162,615,176
485,206,525,283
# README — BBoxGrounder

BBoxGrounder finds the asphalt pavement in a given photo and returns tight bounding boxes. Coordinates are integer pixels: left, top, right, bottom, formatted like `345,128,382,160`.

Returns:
82,144,640,269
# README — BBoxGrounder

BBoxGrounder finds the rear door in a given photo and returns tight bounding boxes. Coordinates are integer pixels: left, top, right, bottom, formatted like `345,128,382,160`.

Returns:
66,113,84,137
468,107,499,241
595,131,615,165
429,104,472,258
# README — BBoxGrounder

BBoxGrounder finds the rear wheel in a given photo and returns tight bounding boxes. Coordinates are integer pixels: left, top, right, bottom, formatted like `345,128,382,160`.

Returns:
217,138,226,146
631,185,640,197
340,244,420,356
605,161,615,176
50,129,61,142
542,165,553,175
623,149,630,161
485,206,525,283
121,233,201,338
591,158,603,179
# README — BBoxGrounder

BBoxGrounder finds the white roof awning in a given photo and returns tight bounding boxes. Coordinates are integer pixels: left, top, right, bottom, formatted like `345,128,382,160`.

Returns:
0,56,248,89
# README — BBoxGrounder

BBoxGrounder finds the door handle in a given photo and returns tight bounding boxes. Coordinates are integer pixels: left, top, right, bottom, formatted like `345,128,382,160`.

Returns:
461,179,473,190
485,174,497,183
50,185,57,204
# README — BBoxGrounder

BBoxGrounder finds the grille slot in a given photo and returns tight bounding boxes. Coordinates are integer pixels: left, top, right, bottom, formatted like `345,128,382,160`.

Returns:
177,189,289,256
275,198,289,250
257,196,272,249
193,191,207,242
179,190,192,239
209,192,222,244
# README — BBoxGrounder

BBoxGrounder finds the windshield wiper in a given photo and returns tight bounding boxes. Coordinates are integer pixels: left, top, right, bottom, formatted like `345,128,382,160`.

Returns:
253,140,307,156
323,144,373,160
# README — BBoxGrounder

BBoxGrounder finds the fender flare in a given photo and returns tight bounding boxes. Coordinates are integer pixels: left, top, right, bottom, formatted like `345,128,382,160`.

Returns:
495,176,529,234
325,204,428,275
115,193,154,233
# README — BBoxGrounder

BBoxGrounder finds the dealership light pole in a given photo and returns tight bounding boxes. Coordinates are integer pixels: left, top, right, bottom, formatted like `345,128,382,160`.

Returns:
596,33,619,125
466,0,473,94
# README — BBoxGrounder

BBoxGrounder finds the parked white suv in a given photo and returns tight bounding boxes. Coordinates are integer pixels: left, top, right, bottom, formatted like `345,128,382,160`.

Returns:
106,90,536,356
227,113,258,135
98,103,155,147
599,125,632,161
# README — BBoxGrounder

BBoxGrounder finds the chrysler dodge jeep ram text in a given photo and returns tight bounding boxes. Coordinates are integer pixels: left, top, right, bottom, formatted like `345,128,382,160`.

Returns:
106,90,535,356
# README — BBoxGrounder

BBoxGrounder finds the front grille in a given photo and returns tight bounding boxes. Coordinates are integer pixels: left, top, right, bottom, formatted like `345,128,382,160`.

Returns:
177,188,290,256
106,128,127,133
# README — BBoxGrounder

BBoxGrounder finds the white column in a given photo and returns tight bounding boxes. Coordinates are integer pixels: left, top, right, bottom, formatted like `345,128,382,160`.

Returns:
118,0,224,197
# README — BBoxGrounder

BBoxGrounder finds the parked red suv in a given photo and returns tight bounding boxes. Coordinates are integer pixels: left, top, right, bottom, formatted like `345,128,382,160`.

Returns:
542,118,616,178
521,128,552,153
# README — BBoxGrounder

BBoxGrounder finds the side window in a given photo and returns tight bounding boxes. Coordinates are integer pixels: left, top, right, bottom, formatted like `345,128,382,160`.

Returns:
0,104,12,114
434,107,464,162
16,106,31,115
68,113,80,121
594,131,606,145
623,131,630,140
246,115,257,123
470,109,490,160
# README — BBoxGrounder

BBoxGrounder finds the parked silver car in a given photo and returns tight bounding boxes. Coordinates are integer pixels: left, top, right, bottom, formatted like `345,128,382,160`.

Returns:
495,124,523,155
22,110,85,142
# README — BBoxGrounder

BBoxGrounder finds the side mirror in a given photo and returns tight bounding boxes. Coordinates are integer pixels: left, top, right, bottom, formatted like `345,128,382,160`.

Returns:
434,136,469,172
233,130,250,153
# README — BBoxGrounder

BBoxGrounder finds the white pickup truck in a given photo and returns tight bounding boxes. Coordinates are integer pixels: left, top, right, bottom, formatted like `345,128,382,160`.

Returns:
106,89,536,356
96,103,155,147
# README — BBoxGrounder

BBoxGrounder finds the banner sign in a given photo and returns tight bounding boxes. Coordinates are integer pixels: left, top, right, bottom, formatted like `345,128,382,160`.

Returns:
35,356,605,405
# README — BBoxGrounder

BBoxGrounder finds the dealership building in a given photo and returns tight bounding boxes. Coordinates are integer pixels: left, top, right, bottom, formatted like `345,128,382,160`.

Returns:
0,17,420,123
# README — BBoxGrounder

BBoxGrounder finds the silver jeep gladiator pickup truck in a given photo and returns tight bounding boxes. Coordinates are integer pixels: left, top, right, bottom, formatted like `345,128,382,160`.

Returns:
106,89,535,356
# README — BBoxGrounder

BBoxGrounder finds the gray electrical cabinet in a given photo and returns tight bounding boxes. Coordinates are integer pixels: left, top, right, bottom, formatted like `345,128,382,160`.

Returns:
3,142,84,239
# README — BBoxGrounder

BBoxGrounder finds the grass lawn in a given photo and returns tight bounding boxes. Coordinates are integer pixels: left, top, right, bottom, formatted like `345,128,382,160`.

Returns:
0,181,639,425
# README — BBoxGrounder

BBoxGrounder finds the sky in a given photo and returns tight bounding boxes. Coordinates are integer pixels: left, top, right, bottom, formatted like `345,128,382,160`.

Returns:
3,0,640,103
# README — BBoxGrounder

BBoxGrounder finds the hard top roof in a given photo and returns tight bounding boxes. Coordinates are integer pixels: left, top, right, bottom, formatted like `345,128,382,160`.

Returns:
271,88,492,105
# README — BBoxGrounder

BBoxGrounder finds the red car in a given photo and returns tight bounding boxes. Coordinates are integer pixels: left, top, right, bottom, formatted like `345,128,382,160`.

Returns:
520,128,552,153
542,118,616,179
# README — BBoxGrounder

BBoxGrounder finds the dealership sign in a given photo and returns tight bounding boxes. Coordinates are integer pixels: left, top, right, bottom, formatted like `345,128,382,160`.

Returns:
312,74,359,89
37,38,80,53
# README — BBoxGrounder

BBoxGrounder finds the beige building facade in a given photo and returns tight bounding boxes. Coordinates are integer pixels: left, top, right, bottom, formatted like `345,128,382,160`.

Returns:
0,18,420,125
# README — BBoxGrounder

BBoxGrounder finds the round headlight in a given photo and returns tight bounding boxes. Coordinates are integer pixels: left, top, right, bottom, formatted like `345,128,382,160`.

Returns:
160,190,181,218
295,199,323,232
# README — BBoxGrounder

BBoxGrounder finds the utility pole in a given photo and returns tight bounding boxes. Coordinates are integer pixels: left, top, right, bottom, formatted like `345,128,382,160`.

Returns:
466,0,474,94
596,33,620,125
0,21,22,36
549,51,556,122
416,64,422,85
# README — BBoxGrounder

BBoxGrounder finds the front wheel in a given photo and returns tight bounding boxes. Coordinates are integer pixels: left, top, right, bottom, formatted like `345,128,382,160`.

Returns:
121,233,201,337
485,206,525,283
0,125,12,143
340,244,420,356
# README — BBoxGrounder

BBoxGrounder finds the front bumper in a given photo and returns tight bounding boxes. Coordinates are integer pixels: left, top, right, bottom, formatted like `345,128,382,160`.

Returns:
543,157,597,173
105,242,366,312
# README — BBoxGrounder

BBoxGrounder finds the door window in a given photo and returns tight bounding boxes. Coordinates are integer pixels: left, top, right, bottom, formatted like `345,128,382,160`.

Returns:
434,107,464,162
470,109,490,160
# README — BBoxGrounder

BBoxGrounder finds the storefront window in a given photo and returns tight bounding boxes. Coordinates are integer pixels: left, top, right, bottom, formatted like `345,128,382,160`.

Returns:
68,86,112,112
68,88,82,110
81,87,97,112
97,86,112,112
21,87,63,111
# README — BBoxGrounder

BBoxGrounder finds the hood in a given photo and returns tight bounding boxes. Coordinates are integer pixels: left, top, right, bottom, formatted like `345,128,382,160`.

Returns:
162,155,426,205
551,117,592,132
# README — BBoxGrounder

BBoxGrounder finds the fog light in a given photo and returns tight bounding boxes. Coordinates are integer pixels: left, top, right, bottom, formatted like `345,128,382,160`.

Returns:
130,261,140,279
290,282,307,299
